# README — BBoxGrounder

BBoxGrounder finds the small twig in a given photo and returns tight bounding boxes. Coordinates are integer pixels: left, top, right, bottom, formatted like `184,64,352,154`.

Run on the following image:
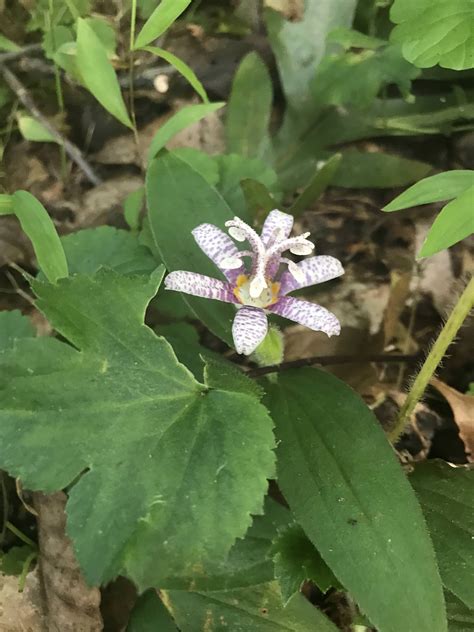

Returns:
0,43,43,65
246,353,421,378
0,63,102,186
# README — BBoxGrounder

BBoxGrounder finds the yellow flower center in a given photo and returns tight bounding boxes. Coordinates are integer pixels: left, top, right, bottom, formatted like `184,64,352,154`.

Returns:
233,275,280,308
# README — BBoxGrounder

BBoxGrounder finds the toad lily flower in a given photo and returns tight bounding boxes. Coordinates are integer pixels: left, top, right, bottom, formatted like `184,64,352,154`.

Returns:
164,210,344,355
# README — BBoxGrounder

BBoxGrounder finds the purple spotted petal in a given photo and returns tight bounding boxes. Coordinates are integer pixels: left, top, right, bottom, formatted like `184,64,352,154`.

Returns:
260,209,294,247
269,296,340,337
280,255,344,295
192,223,245,282
232,306,268,355
165,271,238,303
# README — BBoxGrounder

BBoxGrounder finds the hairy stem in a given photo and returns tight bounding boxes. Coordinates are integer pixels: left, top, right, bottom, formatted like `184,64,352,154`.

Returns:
128,0,140,149
390,275,474,442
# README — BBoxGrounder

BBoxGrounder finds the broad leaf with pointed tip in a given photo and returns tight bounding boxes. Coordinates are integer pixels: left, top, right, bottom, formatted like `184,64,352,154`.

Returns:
0,268,275,587
165,581,339,631
265,368,447,632
0,310,35,351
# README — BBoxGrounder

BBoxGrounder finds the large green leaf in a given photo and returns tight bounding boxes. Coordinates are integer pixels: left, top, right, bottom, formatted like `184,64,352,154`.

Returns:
165,581,339,631
445,591,474,632
0,191,68,283
265,0,356,114
272,524,339,604
150,496,291,591
215,154,281,219
76,18,132,129
146,152,236,346
0,311,35,352
225,52,272,159
265,368,447,632
127,590,178,632
56,226,156,276
411,461,474,609
418,185,474,257
334,149,433,188
134,0,191,49
147,103,225,162
312,44,419,108
390,0,474,70
0,269,275,587
383,170,474,211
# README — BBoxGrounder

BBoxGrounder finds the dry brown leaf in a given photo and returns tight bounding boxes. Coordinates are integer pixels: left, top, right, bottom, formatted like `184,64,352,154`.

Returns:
79,175,143,227
93,102,225,167
431,378,474,461
33,492,103,632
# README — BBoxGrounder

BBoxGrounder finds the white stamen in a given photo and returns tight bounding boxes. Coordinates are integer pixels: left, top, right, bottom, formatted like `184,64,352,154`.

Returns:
249,276,268,298
228,226,246,242
290,242,314,255
220,256,243,269
288,261,305,282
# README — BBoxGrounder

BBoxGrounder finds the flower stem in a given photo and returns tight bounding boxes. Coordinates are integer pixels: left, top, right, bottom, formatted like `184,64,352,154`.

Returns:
5,520,36,548
390,275,474,442
128,0,140,149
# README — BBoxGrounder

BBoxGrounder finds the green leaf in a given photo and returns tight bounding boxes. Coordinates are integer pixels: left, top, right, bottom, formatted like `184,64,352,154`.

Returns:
147,102,225,162
5,191,68,282
0,269,275,588
42,25,74,59
288,154,342,217
216,154,281,219
272,524,339,603
265,0,356,114
265,368,447,632
171,148,219,186
411,461,474,609
419,185,474,257
226,52,272,159
146,152,236,346
127,590,177,632
84,16,117,56
56,226,156,276
445,590,474,632
390,0,474,70
0,194,12,213
327,27,386,50
0,545,36,576
240,179,278,226
17,115,57,143
312,44,420,109
204,356,264,400
134,0,192,49
76,18,132,129
383,171,474,211
334,149,433,188
0,34,20,52
149,496,291,591
165,582,339,631
0,310,35,352
144,46,208,102
123,187,145,231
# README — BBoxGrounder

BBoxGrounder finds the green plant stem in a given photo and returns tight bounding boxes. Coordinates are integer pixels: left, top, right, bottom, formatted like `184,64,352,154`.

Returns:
390,275,474,442
128,0,140,148
5,520,36,548
18,552,37,592
47,0,68,180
